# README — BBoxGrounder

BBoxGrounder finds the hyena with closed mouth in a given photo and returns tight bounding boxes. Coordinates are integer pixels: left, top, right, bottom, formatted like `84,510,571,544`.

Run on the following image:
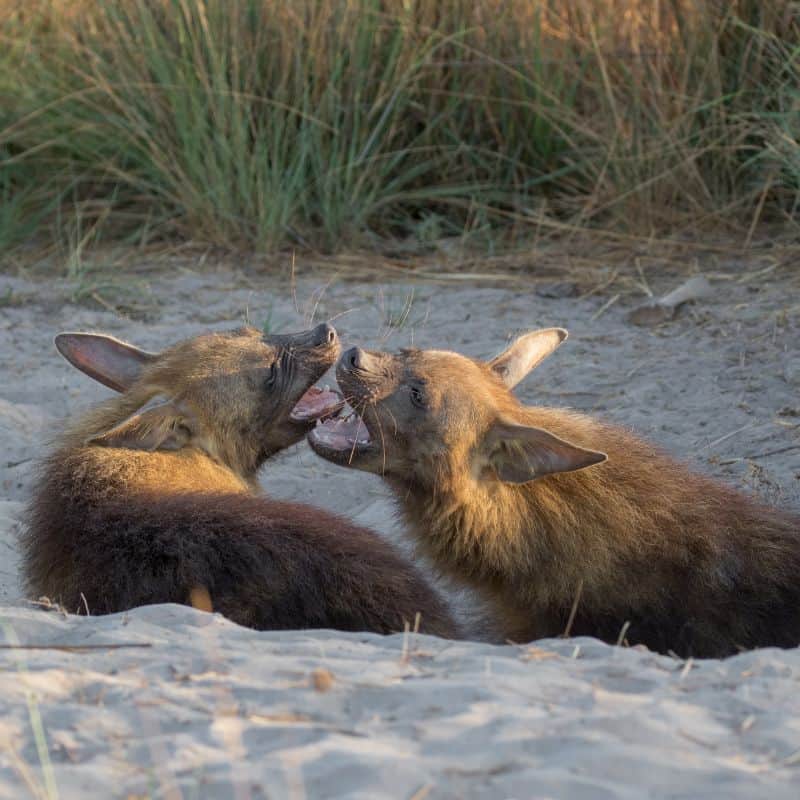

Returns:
23,323,459,637
309,329,800,657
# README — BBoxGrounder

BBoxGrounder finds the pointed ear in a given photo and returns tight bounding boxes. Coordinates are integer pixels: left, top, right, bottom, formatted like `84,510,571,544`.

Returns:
55,332,158,393
89,398,196,452
488,328,568,388
481,419,607,484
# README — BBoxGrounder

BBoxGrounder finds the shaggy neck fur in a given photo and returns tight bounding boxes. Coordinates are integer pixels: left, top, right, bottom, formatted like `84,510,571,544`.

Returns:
61,388,255,494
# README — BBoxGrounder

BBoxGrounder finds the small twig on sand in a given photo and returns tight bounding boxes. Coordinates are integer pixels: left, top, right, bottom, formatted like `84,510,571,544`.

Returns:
615,620,631,647
0,643,151,651
413,271,522,283
581,267,619,300
702,422,756,450
745,444,800,460
562,580,584,638
736,261,779,285
590,293,620,321
24,598,69,617
400,619,411,664
634,257,653,298
782,748,800,767
90,291,119,315
409,784,434,800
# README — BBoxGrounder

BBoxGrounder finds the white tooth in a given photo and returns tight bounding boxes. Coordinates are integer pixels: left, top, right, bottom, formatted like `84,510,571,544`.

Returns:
323,384,330,392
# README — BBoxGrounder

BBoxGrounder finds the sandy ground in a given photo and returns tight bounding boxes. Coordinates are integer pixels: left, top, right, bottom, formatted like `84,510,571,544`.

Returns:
1,260,799,797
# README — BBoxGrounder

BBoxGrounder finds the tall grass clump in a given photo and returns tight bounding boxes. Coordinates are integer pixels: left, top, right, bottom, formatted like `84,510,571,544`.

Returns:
0,0,798,257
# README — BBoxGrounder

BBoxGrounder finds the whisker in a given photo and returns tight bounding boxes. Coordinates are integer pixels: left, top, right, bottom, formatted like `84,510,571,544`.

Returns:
374,411,388,475
347,400,370,466
306,277,334,327
327,307,361,323
382,405,399,437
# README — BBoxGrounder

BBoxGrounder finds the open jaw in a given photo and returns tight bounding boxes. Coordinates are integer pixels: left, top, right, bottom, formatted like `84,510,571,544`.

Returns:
289,386,345,423
308,411,373,463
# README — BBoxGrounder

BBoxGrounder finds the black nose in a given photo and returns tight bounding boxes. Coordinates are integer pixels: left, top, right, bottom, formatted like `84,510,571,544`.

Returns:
313,323,337,347
343,346,364,369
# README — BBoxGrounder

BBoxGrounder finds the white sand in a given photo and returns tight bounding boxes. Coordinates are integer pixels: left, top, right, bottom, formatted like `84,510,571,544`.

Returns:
1,261,799,797
2,604,800,798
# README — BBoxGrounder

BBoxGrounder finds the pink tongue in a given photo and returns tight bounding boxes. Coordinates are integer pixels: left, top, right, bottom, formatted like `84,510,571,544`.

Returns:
290,387,344,422
311,415,371,450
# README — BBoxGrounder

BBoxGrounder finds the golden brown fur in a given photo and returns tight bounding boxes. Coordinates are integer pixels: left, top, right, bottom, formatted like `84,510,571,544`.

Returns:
310,334,800,657
22,326,459,638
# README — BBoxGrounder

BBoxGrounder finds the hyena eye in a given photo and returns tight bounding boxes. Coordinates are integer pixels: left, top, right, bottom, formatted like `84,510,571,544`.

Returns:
409,385,425,409
264,363,277,390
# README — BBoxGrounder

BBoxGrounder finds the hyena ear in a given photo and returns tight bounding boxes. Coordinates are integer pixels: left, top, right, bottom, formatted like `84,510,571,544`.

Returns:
488,328,568,388
481,419,606,483
55,332,158,393
88,398,196,452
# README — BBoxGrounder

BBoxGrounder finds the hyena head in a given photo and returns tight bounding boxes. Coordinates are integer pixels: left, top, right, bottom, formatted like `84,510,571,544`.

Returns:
56,323,343,479
309,328,605,490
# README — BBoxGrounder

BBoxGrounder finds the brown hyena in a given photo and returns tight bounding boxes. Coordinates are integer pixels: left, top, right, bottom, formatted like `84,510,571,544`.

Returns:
309,329,800,657
23,324,459,638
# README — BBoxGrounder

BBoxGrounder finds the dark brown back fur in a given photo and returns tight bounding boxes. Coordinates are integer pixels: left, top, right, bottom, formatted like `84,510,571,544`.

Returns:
25,449,455,635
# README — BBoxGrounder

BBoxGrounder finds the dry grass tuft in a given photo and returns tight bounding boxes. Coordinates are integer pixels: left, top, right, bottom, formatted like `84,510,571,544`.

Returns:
0,1,798,265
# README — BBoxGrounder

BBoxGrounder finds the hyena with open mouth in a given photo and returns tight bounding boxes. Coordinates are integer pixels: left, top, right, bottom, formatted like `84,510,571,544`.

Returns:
310,329,800,657
23,324,459,637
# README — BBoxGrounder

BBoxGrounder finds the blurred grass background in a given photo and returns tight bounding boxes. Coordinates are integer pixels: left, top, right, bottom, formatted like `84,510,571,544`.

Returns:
0,0,798,263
